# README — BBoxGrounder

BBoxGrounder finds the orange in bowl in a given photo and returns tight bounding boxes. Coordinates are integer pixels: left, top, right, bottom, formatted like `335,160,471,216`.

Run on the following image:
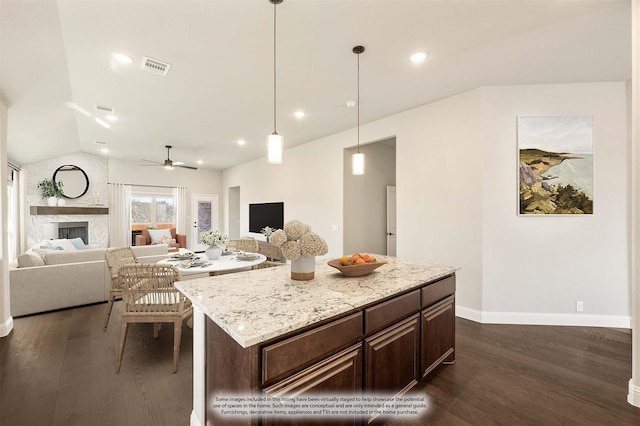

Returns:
327,256,387,277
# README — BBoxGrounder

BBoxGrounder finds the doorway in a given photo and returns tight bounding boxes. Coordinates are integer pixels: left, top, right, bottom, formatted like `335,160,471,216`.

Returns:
343,137,396,255
190,194,219,252
228,186,240,239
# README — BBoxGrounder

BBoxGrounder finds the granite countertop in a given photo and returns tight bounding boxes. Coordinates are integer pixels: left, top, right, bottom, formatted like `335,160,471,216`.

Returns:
174,256,456,348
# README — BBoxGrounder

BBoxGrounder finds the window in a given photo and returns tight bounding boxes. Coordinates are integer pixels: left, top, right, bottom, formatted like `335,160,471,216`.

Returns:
131,189,175,229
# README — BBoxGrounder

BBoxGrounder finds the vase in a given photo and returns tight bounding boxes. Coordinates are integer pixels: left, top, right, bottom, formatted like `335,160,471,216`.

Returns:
290,255,315,281
47,197,57,206
57,198,65,206
205,245,223,260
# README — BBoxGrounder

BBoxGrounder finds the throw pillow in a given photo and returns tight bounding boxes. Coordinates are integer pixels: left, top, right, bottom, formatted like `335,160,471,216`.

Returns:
156,234,174,245
69,237,86,250
32,248,51,263
48,238,77,251
148,229,172,244
39,245,64,250
17,250,46,267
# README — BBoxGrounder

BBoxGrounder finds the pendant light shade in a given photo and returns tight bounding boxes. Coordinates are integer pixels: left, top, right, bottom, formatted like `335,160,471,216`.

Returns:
352,152,365,175
267,0,284,164
268,132,284,164
352,45,365,175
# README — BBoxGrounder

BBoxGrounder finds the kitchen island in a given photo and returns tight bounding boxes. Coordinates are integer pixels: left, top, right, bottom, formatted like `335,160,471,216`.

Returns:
176,256,456,426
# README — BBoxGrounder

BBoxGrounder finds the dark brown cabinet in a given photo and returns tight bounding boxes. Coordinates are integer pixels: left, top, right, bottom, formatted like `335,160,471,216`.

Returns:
263,344,363,426
364,314,420,424
421,295,455,379
205,273,456,426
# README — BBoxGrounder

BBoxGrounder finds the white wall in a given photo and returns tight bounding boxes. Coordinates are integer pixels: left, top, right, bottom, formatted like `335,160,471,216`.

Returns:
480,83,629,325
222,82,629,326
0,97,12,337
344,140,396,255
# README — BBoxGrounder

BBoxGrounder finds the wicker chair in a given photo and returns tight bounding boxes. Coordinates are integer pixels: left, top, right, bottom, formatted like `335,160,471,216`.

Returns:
253,260,286,270
227,238,259,253
104,247,139,331
116,264,192,374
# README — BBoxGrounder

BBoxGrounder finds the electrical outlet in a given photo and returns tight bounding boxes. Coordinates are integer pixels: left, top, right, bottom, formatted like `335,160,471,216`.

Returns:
576,301,584,312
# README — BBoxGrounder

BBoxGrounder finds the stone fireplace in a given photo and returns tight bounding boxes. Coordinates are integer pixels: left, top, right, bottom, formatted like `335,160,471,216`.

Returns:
28,207,109,248
56,222,89,243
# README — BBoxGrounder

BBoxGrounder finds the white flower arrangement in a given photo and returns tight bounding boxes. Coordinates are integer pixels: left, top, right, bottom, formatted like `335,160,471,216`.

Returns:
270,220,328,261
261,226,275,238
198,229,228,247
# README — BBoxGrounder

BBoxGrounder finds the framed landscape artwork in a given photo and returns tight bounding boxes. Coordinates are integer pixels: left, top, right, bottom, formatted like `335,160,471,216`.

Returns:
517,116,593,215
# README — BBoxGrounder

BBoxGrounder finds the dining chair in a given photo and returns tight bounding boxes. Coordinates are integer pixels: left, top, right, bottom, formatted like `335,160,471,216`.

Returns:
227,238,259,253
252,260,286,270
116,264,192,374
104,247,139,331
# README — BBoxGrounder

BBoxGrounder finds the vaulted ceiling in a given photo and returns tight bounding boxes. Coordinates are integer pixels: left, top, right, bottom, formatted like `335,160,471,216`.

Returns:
0,0,631,170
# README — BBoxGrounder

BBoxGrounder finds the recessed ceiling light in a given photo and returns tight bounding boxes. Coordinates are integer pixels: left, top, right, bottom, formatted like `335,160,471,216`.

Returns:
95,118,111,129
346,101,357,108
100,148,109,153
111,52,133,64
237,139,246,146
294,111,305,119
105,115,118,122
197,160,203,165
410,52,428,64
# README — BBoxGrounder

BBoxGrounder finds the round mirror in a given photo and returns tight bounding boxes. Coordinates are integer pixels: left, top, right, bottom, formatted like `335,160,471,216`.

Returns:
53,165,89,199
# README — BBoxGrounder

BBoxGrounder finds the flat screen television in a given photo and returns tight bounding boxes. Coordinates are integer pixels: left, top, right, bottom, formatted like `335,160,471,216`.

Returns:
249,202,284,233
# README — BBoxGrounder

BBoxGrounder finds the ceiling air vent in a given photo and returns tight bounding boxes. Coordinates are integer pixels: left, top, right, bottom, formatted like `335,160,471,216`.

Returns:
95,104,115,113
141,56,171,76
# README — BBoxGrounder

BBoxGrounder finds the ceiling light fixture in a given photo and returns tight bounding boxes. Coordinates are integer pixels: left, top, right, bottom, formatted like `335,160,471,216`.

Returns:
105,115,118,122
237,139,246,146
410,52,427,64
267,0,284,164
352,45,365,176
294,111,305,119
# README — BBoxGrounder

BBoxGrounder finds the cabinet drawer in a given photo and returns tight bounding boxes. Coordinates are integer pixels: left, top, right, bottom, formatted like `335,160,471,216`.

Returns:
422,275,455,308
365,289,420,335
262,312,363,385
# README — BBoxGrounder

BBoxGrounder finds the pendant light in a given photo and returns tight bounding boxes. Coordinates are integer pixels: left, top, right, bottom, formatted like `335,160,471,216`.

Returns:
267,0,284,164
352,45,365,175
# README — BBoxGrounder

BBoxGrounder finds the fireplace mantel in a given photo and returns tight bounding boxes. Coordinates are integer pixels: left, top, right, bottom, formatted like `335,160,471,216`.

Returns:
30,206,109,215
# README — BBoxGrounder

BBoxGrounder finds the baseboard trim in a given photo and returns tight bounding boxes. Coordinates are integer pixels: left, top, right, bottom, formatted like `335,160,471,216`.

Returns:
0,315,14,337
628,380,640,407
456,305,630,328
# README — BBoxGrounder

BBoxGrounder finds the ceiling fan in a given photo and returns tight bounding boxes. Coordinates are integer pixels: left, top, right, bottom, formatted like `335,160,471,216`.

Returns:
141,145,198,170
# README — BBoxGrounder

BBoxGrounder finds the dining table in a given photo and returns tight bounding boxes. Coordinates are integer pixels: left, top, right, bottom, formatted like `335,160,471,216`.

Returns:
157,251,267,278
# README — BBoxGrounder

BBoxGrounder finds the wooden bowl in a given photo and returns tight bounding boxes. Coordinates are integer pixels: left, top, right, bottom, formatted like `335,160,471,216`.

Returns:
327,259,387,277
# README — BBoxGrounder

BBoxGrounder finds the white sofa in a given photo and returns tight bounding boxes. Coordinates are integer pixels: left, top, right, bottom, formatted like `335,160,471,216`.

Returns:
9,244,170,317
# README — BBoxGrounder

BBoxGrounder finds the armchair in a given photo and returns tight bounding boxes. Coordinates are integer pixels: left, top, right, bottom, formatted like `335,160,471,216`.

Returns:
135,227,186,251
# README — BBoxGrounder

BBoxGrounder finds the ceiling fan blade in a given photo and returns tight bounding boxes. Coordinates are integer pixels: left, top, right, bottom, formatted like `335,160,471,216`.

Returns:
141,158,163,165
139,164,162,167
176,164,198,170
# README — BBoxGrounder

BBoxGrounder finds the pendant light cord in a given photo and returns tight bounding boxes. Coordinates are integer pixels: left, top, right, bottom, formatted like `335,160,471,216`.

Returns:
273,2,277,134
357,51,360,153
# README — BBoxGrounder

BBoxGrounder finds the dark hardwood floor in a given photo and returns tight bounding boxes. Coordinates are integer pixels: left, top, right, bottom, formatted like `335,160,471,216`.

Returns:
1,302,639,426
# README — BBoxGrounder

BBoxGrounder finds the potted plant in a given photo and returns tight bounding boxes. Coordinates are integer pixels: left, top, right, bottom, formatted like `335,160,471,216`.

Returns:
37,178,64,206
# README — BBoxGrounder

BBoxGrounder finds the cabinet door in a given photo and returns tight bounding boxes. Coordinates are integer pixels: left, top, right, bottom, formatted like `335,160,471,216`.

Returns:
421,295,455,379
365,314,420,395
263,344,362,426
